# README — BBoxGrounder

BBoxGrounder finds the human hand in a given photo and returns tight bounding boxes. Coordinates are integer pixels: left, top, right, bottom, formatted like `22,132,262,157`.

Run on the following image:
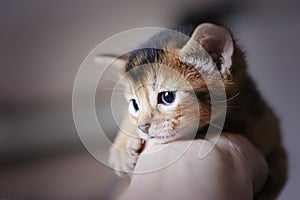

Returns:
118,133,268,200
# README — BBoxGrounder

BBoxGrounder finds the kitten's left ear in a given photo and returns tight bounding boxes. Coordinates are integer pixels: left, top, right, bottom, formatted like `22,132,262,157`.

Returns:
94,54,128,77
179,23,234,75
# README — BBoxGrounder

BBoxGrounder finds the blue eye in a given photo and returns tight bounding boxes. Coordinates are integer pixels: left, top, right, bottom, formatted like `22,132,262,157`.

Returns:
131,99,139,111
158,91,176,105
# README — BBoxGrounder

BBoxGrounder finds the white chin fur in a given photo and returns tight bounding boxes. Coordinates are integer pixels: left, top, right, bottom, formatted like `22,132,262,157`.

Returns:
138,130,177,144
150,132,177,144
138,132,151,141
151,135,176,144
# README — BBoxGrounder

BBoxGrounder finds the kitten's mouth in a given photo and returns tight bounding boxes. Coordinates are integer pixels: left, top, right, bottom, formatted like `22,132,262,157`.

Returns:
150,133,177,144
138,129,178,144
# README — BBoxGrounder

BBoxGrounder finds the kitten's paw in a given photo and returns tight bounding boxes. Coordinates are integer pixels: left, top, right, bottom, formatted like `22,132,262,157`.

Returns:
109,136,143,176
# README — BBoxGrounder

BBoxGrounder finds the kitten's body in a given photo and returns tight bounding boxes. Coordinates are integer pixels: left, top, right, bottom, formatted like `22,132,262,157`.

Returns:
106,24,287,199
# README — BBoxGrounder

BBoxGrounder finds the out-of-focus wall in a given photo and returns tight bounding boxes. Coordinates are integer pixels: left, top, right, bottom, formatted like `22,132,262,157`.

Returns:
0,0,299,199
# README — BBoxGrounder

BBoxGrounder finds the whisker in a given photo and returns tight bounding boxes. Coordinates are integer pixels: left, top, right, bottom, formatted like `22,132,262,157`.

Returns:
101,88,127,92
208,122,225,130
212,104,240,108
112,92,126,97
214,93,240,103
99,78,119,83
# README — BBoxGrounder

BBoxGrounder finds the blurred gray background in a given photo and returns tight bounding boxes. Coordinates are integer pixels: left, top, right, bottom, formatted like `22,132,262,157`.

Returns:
0,0,299,199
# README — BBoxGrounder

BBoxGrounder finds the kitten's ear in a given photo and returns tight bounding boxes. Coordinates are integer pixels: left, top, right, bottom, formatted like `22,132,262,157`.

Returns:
180,23,234,75
94,54,128,77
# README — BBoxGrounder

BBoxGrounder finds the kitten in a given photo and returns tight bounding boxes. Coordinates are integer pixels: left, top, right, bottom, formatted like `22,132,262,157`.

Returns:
99,23,287,199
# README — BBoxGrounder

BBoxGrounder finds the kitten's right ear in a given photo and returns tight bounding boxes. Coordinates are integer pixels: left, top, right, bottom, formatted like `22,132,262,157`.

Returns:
179,23,234,76
94,54,128,77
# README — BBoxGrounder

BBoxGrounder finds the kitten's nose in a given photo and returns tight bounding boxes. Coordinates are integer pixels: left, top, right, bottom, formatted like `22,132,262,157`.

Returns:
138,122,151,134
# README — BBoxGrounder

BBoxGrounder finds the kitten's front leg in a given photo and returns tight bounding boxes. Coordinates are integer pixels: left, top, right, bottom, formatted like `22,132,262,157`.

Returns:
109,113,144,176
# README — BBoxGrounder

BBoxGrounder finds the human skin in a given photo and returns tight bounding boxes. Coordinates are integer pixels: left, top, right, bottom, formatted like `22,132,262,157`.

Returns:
118,133,268,200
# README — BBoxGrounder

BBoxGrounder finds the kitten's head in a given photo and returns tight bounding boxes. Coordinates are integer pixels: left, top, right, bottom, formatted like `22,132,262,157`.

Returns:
99,23,245,143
